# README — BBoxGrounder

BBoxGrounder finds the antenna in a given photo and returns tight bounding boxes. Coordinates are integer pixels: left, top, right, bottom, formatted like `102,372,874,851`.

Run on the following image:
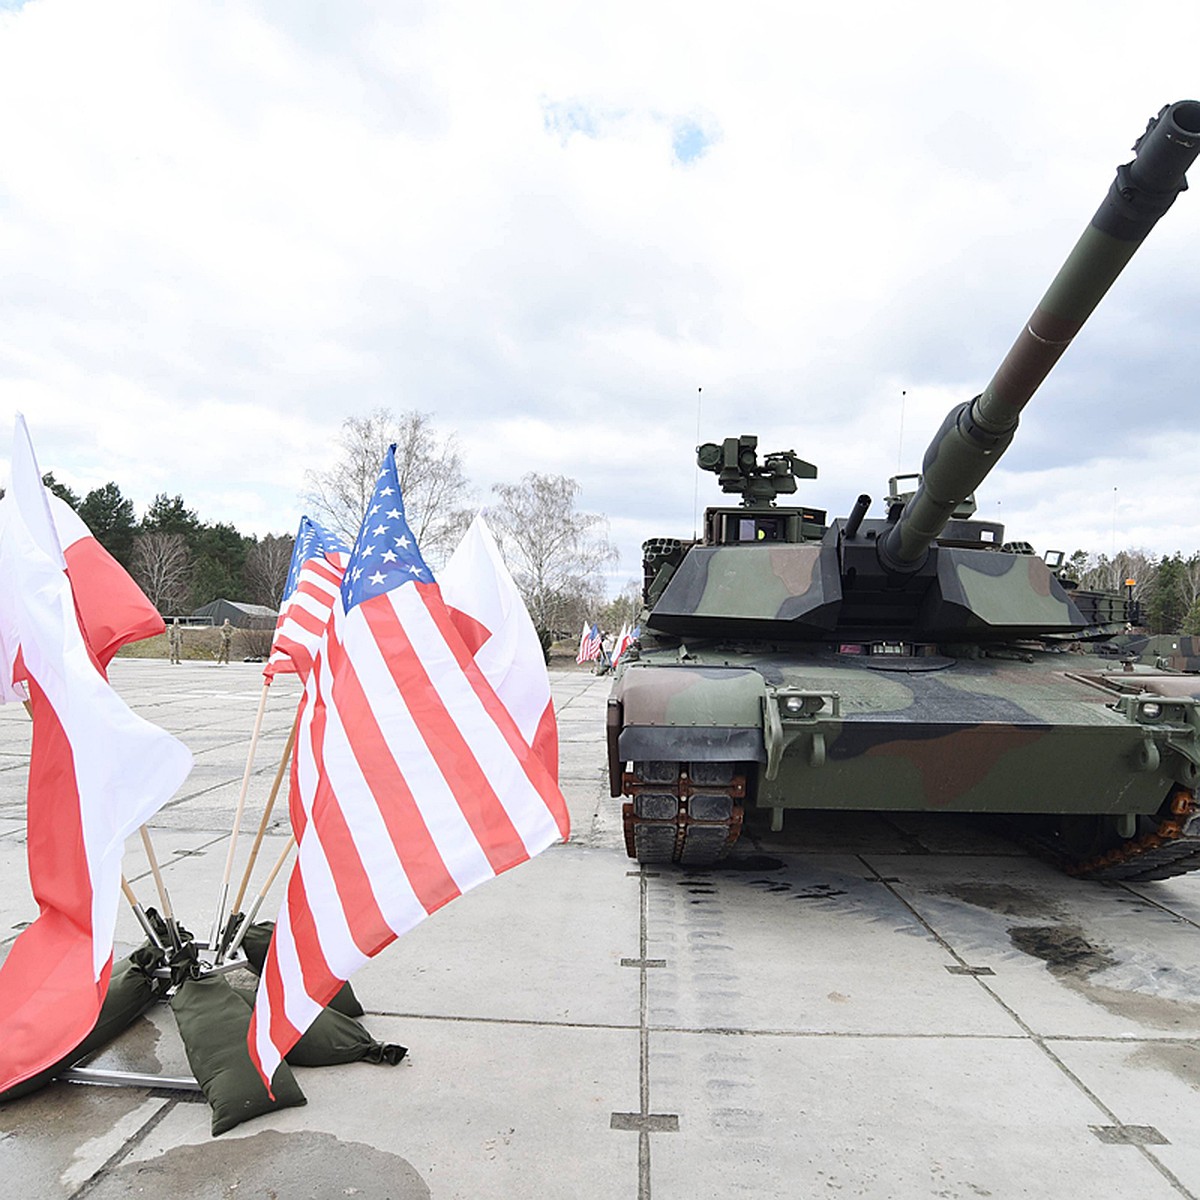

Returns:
897,389,906,472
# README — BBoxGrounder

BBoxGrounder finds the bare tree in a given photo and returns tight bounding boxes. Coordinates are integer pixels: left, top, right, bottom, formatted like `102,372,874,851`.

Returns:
304,409,473,563
1072,549,1155,601
487,472,617,636
244,533,295,609
131,532,193,615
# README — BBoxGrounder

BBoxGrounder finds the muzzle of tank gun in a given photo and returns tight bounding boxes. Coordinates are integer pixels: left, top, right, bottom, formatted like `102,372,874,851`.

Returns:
877,100,1200,575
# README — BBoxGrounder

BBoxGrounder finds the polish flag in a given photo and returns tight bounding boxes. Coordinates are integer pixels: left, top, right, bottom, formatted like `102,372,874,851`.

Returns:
48,494,165,669
439,513,559,782
0,416,192,1094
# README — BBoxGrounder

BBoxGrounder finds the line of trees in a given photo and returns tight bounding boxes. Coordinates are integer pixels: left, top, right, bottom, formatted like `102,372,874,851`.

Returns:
42,471,294,616
37,408,620,638
1067,549,1200,634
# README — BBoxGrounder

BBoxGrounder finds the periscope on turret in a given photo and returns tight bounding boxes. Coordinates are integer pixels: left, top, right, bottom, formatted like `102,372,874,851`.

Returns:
608,102,1200,879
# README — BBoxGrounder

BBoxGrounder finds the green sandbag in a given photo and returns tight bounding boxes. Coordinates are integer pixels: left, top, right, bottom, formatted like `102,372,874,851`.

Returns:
234,919,365,1018
230,985,406,1068
170,973,306,1136
0,945,165,1104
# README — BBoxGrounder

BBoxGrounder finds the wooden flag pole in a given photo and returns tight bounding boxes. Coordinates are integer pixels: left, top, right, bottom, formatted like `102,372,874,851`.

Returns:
139,825,182,952
224,834,296,961
120,875,164,949
230,709,298,919
207,678,270,950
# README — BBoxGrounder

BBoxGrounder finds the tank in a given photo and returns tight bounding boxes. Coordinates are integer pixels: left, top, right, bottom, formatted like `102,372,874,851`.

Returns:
608,101,1200,881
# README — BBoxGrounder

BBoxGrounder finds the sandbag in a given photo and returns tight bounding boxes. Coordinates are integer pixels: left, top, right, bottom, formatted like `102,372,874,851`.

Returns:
234,919,365,1018
170,972,306,1136
230,985,406,1068
0,945,165,1104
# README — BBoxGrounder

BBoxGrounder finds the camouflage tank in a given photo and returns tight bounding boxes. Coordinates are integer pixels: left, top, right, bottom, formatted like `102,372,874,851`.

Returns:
607,101,1200,881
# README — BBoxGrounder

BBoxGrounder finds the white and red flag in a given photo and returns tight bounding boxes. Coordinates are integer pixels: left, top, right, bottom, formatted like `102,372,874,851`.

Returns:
440,512,559,781
0,416,192,1094
263,516,349,683
48,494,166,669
249,446,569,1089
611,623,632,667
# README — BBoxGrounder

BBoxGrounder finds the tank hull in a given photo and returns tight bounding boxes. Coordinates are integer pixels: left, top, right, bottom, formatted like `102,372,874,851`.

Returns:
613,650,1200,817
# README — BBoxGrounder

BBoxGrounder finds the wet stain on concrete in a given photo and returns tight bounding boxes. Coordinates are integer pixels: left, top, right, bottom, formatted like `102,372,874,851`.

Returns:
1008,925,1116,978
87,1128,430,1200
1128,1041,1200,1090
1009,923,1200,1031
80,1013,165,1075
939,883,1061,921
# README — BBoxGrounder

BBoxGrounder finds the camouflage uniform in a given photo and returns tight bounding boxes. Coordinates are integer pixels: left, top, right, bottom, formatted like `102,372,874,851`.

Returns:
168,619,182,665
217,619,233,665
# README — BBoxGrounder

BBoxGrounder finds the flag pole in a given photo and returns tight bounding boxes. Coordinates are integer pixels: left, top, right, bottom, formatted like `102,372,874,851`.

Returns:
229,709,298,919
139,826,183,952
207,678,270,950
120,875,164,950
224,835,296,960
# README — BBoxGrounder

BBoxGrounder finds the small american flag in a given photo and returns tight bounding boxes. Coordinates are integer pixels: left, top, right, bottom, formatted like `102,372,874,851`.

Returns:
263,517,349,682
576,621,601,663
249,447,569,1089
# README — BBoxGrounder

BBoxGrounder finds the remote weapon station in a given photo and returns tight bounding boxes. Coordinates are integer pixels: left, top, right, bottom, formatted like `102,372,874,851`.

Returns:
608,101,1200,881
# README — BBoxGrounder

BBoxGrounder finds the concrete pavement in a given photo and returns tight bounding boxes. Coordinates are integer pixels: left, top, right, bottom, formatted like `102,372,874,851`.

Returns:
3,659,1200,1198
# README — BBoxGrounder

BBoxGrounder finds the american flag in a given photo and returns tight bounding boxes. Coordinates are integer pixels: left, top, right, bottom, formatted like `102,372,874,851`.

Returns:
263,517,350,682
576,621,601,663
248,447,569,1089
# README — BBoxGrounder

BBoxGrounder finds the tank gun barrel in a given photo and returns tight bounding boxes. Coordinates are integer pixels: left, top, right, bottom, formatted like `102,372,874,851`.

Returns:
877,100,1200,573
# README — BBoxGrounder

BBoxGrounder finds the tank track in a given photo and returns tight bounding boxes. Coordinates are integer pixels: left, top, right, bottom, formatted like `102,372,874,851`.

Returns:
621,761,745,866
1004,788,1200,882
1065,788,1200,882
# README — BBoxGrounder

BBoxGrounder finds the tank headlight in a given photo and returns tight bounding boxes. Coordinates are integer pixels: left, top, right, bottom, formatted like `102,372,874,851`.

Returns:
780,694,828,717
1140,702,1163,721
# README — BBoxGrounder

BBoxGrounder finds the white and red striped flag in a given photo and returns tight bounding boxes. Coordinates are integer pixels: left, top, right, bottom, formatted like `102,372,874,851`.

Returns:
0,416,192,1094
249,446,570,1089
263,516,349,683
440,512,559,781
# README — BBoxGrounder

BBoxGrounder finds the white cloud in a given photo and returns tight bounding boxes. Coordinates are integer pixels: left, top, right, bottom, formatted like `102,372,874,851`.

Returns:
1,0,1199,592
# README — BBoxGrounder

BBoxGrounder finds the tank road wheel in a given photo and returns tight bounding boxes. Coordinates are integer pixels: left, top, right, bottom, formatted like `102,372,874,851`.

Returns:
621,761,746,867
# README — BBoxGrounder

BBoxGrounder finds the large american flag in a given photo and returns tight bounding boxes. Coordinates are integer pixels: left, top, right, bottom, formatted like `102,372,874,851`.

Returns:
263,517,349,682
248,447,569,1089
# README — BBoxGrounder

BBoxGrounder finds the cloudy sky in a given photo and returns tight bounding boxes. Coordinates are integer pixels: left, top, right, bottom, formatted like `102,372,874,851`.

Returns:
2,0,1199,595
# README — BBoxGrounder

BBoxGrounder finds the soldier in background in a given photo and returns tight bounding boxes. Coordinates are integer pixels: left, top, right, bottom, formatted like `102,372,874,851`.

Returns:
168,618,183,665
217,618,233,665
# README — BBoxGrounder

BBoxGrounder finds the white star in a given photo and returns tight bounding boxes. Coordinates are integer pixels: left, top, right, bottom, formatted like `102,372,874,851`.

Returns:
372,524,387,536
368,570,386,586
369,504,380,516
352,566,363,581
407,564,424,577
394,534,410,549
378,485,395,496
386,508,401,519
381,550,398,563
361,544,376,558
